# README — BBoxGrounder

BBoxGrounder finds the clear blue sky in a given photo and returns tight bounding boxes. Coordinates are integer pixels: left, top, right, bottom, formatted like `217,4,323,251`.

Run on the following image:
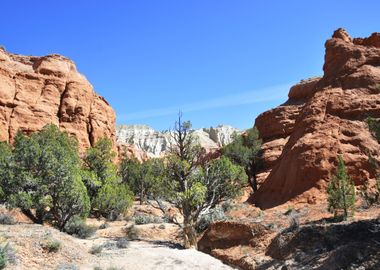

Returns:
1,1,379,131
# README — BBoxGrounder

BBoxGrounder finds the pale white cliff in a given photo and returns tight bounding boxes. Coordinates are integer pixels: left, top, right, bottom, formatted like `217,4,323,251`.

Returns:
116,124,240,157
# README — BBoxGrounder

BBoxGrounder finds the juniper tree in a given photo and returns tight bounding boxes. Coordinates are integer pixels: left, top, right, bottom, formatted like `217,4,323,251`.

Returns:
0,125,90,229
120,157,165,205
83,138,133,219
327,155,355,220
222,127,262,191
362,117,380,205
156,113,247,248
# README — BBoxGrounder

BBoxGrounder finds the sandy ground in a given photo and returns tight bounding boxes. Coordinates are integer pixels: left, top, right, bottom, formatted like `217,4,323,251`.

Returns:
0,221,234,270
83,240,234,270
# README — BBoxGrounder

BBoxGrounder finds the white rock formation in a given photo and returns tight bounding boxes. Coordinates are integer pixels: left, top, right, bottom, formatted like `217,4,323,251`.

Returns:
116,124,240,157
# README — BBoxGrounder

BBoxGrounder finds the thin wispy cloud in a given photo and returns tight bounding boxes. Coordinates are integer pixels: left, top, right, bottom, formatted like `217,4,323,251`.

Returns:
118,82,293,121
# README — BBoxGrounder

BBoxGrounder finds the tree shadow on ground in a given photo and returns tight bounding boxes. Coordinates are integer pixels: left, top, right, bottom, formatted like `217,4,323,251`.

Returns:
263,218,380,270
147,240,184,250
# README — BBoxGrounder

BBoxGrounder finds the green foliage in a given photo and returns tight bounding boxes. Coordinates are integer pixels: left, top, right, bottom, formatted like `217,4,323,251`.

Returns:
133,214,163,225
195,206,226,233
121,157,165,204
116,238,129,249
367,117,380,142
0,142,14,202
327,155,356,220
360,153,380,207
0,243,7,269
150,113,247,248
359,178,380,208
64,216,96,239
90,244,103,254
41,237,62,253
120,157,141,195
84,138,133,219
84,138,116,184
0,214,15,225
92,182,133,220
0,125,90,229
125,225,139,240
0,242,15,269
83,138,118,200
222,127,262,191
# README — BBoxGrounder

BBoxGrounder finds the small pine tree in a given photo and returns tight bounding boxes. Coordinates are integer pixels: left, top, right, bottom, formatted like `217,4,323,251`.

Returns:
327,155,355,220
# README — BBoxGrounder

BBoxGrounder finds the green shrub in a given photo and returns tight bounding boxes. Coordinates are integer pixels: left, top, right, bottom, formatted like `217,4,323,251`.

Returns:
133,214,151,225
221,200,235,212
99,223,109,230
196,206,226,233
0,125,90,230
116,238,129,249
327,155,356,220
64,217,96,239
90,244,103,254
0,244,7,270
133,214,164,225
83,138,134,220
0,214,15,225
125,225,139,240
359,178,380,207
56,263,79,270
92,182,133,221
0,242,15,269
41,237,61,253
367,117,380,142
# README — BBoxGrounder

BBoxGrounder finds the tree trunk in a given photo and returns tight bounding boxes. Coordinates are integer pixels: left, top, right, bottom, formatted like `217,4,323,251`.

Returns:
139,191,144,205
247,160,260,192
183,221,197,249
22,209,42,224
250,175,258,192
246,166,258,192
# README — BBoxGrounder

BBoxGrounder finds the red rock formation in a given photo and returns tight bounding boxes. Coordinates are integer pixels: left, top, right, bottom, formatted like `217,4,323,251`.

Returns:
252,29,380,209
0,48,115,151
198,221,272,269
117,144,149,162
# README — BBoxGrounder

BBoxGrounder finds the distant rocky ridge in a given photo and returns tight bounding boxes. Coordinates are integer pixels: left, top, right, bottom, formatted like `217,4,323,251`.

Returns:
0,47,116,151
116,124,240,157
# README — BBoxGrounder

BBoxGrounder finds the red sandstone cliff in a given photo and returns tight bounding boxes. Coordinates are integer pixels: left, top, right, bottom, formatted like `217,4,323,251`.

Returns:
253,29,380,209
0,48,116,151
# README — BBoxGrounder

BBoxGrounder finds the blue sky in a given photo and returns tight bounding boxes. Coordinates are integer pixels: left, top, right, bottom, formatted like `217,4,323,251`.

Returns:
1,1,379,131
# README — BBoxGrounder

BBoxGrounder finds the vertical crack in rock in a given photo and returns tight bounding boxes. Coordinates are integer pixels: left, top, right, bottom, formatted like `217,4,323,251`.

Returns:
87,104,94,147
87,91,96,147
7,75,18,142
57,81,69,123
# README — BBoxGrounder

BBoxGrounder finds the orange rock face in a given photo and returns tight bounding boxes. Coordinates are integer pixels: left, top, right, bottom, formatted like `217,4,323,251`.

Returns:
0,48,116,151
252,29,380,209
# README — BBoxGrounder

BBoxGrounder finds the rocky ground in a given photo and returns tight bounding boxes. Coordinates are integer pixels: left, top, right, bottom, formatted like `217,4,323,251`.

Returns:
1,200,379,270
199,200,380,270
0,213,233,270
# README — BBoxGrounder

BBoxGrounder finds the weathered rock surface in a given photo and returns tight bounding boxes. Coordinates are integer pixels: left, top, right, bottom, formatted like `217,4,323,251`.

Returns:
116,124,239,157
252,29,380,209
0,48,116,151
